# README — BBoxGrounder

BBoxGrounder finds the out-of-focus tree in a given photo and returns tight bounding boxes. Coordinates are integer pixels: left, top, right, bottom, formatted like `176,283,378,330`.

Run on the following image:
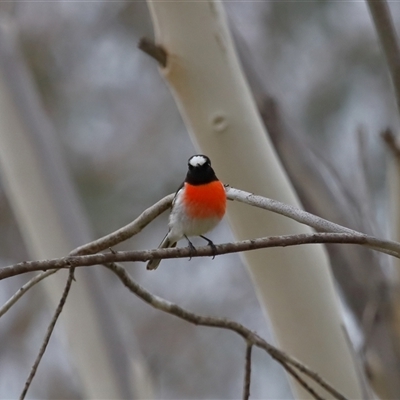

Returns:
1,1,400,398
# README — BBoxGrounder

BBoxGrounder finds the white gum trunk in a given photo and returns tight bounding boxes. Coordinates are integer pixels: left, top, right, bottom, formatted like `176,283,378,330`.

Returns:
147,1,365,398
0,20,138,399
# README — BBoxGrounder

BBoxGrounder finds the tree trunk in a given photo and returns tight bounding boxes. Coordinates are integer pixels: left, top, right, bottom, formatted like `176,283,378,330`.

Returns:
146,1,367,398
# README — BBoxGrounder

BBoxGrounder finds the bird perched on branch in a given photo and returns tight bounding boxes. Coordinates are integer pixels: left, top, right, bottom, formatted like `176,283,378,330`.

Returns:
147,154,226,270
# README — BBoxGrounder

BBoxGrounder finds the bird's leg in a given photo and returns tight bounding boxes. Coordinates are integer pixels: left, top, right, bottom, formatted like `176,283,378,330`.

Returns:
200,235,217,259
184,235,197,260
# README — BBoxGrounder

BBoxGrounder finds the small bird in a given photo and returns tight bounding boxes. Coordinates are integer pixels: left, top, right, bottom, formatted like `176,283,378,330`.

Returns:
147,154,226,270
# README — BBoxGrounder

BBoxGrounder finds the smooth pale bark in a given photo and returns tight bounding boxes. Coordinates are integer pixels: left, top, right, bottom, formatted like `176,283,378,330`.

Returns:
147,2,365,398
388,158,400,398
0,20,142,399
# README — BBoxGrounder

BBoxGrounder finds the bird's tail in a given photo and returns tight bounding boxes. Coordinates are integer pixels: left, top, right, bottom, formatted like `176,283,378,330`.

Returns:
146,234,177,270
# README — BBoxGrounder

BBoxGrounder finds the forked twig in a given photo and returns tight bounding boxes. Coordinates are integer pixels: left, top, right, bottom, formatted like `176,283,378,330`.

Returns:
104,261,349,400
14,194,176,398
1,232,399,281
19,269,75,400
243,344,252,400
0,270,57,318
280,362,326,400
6,187,387,399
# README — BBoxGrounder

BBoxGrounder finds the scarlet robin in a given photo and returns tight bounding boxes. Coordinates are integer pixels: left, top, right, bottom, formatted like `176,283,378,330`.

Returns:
147,155,226,270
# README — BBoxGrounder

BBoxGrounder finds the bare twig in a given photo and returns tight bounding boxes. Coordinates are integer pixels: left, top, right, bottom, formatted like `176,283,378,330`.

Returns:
366,0,400,115
3,193,176,397
19,269,74,400
382,128,400,160
226,187,363,235
243,344,252,400
2,187,400,284
104,261,348,400
226,187,400,257
5,192,175,395
17,187,400,276
0,270,57,318
14,194,174,396
8,187,380,399
360,298,381,357
280,362,326,400
71,193,174,256
138,37,167,68
2,232,400,280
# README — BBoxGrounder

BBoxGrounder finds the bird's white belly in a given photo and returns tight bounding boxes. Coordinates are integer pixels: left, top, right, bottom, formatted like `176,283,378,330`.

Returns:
168,195,220,242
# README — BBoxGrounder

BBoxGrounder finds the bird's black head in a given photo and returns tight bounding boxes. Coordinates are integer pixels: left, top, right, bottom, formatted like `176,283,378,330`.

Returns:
185,155,218,185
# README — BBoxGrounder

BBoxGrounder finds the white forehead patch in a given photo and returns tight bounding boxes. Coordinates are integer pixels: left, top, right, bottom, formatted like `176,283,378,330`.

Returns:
189,155,208,167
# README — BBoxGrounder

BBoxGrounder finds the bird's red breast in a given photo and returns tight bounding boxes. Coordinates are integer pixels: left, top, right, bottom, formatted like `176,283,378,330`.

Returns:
183,181,226,219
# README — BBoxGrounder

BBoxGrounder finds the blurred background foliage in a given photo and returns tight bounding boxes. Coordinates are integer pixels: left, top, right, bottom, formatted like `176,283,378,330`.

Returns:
0,1,398,398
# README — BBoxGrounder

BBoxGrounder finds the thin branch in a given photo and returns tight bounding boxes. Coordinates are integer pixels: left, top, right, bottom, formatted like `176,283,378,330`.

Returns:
20,269,74,400
280,362,326,400
138,37,167,68
13,192,173,396
13,190,167,391
225,187,363,235
28,187,400,272
4,186,399,400
2,232,399,280
71,193,174,256
0,270,57,318
382,128,400,160
104,261,348,400
360,297,381,357
7,186,376,399
366,0,400,115
11,191,175,394
243,344,252,400
3,186,400,281
3,192,176,397
280,354,345,400
225,187,400,257
11,192,174,381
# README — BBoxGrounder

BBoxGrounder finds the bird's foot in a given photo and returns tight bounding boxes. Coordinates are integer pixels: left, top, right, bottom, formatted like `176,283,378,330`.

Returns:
200,235,217,259
185,235,197,260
